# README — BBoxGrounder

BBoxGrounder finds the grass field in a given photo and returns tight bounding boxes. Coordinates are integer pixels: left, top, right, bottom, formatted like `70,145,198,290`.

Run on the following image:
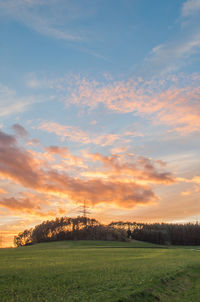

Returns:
0,240,200,302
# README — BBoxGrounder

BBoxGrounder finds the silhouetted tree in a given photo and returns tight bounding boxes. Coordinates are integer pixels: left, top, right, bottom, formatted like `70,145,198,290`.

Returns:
14,216,127,246
14,218,200,247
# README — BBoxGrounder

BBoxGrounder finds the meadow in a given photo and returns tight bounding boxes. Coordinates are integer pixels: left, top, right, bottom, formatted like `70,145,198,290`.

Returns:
0,240,200,302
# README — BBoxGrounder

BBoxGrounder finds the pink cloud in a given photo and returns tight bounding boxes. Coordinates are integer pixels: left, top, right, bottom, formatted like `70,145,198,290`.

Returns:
11,123,29,138
38,121,122,146
61,75,200,135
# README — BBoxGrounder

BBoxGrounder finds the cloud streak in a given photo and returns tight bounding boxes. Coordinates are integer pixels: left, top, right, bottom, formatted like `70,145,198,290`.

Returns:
0,83,42,118
0,0,88,41
39,121,123,146
144,32,200,74
140,0,200,74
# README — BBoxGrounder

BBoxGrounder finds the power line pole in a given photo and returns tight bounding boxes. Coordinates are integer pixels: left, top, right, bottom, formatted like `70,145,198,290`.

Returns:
77,200,91,218
83,200,91,219
83,200,86,219
76,200,91,227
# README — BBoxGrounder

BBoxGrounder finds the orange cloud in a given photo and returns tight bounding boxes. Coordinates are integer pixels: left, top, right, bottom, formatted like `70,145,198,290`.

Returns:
27,138,40,146
0,191,67,219
0,188,7,194
46,146,70,157
0,130,42,189
0,197,41,212
181,190,192,196
192,176,200,184
0,129,168,209
89,153,175,184
177,176,200,185
45,145,86,168
43,171,158,208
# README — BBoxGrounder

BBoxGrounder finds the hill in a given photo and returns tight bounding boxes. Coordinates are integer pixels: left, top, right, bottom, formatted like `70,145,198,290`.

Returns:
0,240,200,301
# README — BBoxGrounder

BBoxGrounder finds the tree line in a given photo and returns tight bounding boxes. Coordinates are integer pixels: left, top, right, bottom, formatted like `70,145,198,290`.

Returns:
14,217,200,247
131,222,200,245
14,216,127,247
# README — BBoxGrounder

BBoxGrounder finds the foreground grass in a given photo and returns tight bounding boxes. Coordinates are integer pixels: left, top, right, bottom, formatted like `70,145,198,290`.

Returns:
0,240,200,302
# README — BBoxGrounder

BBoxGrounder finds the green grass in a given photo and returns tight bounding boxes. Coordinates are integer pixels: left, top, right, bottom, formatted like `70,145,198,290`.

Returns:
0,240,200,302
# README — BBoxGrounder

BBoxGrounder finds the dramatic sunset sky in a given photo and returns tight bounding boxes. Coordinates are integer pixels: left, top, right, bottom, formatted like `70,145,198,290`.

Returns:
0,0,200,246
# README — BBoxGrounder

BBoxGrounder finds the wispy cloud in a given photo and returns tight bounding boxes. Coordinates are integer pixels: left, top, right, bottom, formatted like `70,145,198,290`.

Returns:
38,121,128,146
0,83,41,117
141,0,200,74
182,0,200,16
143,31,200,74
0,0,91,41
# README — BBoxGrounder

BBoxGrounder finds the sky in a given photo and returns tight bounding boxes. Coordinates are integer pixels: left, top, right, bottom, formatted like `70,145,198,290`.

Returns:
0,0,200,246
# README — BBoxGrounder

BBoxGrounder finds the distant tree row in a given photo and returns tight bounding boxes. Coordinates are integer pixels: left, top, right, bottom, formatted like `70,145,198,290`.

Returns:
131,222,200,245
14,217,200,247
110,221,200,245
14,216,127,247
